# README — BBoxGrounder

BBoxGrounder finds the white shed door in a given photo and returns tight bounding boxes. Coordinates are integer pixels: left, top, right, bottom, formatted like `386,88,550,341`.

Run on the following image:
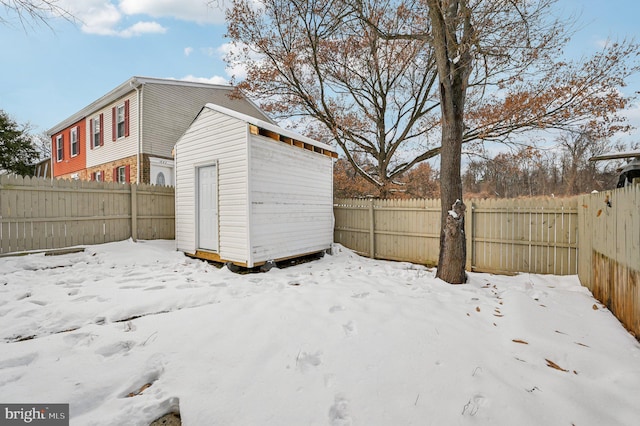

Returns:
198,165,218,251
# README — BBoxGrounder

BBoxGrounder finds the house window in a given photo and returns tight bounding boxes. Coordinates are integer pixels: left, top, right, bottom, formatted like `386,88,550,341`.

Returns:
70,127,79,157
114,165,130,183
156,172,165,186
92,171,103,182
112,100,129,141
56,135,63,162
117,105,125,138
92,116,102,148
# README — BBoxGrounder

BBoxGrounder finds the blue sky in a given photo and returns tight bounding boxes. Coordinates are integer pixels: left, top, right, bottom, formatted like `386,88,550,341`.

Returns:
1,0,639,145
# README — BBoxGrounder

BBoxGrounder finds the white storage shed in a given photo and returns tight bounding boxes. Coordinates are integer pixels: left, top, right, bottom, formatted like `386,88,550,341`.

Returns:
174,103,337,267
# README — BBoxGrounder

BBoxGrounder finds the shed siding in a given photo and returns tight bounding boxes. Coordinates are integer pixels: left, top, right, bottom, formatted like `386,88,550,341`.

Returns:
175,108,249,262
249,136,333,263
142,83,271,159
85,92,138,168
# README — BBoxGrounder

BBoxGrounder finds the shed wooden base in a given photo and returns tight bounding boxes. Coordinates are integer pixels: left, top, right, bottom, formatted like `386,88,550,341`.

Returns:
188,248,330,269
190,250,248,268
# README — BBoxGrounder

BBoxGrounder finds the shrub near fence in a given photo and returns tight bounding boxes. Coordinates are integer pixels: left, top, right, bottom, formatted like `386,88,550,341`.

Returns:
0,175,174,254
334,196,579,275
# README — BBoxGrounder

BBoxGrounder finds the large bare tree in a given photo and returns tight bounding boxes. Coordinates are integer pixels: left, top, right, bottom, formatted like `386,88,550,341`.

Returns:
356,0,638,283
227,0,639,283
226,0,442,196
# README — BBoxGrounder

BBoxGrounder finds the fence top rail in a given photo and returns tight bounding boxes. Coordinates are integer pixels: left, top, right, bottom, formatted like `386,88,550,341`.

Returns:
334,196,579,210
0,174,175,194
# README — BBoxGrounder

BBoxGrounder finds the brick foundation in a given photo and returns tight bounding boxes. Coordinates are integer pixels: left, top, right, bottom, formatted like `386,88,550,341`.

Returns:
56,154,173,184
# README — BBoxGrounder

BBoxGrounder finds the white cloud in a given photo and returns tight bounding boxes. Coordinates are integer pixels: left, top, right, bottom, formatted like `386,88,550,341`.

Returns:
58,0,219,36
119,21,167,37
76,2,122,36
180,74,230,85
184,47,194,57
119,0,227,24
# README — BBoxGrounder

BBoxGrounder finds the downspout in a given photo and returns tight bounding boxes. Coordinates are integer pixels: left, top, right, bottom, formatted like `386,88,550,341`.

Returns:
130,80,142,183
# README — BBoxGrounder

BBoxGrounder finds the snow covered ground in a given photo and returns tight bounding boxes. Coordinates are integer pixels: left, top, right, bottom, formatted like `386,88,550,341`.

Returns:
1,240,639,426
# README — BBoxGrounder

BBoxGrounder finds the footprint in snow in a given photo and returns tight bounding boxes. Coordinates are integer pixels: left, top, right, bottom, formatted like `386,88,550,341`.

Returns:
296,351,322,373
95,341,136,357
144,285,166,291
351,292,369,299
329,394,352,426
462,394,487,416
0,353,38,370
342,321,357,337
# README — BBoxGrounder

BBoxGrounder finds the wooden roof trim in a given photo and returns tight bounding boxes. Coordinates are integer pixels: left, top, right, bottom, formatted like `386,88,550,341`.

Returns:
250,124,338,158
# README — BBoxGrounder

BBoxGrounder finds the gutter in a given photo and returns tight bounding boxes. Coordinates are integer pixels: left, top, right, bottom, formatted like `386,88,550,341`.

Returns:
130,80,142,183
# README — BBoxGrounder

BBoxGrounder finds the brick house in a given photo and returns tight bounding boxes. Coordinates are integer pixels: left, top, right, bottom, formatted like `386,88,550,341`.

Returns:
47,76,271,185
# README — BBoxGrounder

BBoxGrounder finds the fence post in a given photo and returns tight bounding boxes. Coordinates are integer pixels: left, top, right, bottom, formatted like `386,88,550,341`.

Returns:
368,198,375,258
466,201,474,271
131,184,138,242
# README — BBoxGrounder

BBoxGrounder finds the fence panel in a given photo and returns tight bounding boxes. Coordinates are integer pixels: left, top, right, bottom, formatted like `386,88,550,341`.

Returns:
470,197,578,275
136,183,176,240
578,186,640,337
0,175,175,254
334,196,579,275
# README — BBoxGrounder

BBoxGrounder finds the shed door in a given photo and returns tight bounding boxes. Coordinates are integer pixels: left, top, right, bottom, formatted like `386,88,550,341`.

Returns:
198,165,218,251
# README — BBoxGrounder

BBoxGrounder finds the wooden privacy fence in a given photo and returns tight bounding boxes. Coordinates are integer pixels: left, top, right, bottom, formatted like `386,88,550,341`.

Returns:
0,175,175,254
334,197,579,275
578,186,640,337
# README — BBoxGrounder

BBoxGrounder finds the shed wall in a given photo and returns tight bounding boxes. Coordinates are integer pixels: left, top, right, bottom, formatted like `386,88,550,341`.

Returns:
249,135,333,263
175,108,250,262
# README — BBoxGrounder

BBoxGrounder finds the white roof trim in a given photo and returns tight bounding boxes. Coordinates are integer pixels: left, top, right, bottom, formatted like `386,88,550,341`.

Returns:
203,103,336,154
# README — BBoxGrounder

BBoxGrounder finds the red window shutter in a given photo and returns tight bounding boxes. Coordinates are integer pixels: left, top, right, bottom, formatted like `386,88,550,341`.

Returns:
125,164,131,183
112,107,116,141
76,126,80,155
89,120,93,150
99,113,104,146
113,167,118,182
91,172,96,181
124,99,130,137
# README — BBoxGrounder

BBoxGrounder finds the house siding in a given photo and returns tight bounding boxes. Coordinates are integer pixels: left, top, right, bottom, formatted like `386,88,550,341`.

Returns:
249,135,334,263
142,83,271,160
51,118,87,177
175,108,250,262
85,92,139,171
48,77,271,185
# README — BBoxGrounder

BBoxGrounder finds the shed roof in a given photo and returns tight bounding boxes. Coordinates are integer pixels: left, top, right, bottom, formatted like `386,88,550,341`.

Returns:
202,103,337,157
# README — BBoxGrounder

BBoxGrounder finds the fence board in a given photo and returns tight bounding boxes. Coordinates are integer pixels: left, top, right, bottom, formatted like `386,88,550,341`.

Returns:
334,196,579,275
0,175,175,254
578,186,640,338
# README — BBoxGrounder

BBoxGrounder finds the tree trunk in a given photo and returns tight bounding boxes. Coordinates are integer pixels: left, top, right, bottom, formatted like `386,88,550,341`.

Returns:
436,99,467,284
426,0,471,284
